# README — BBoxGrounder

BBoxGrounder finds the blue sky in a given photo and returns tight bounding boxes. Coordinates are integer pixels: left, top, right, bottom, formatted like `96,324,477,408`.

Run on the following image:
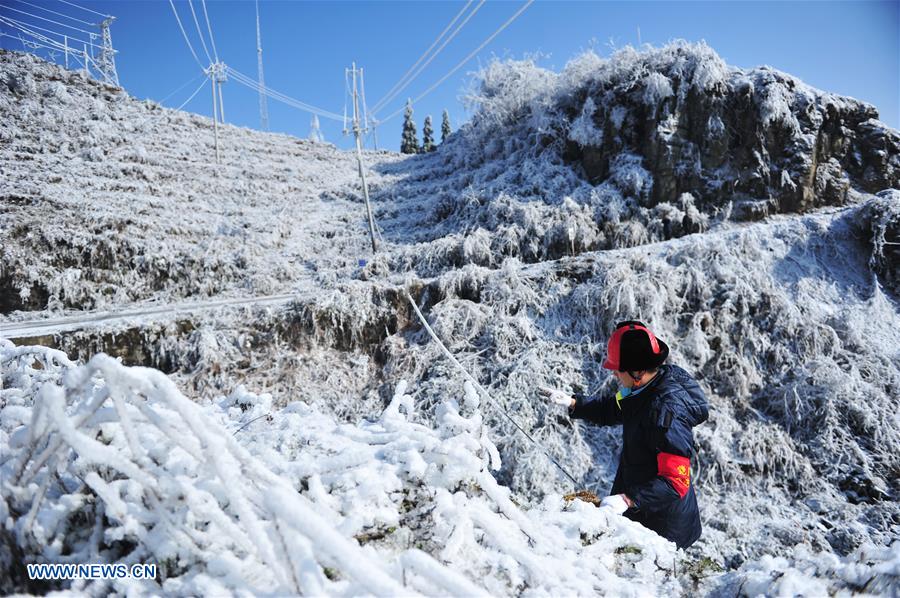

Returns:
2,1,898,152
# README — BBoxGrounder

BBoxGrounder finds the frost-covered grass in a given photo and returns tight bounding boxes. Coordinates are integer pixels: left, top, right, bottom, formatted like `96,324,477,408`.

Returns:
5,41,894,310
3,42,900,596
365,198,900,562
2,341,898,596
371,40,895,274
1,339,686,596
0,50,404,313
23,195,893,578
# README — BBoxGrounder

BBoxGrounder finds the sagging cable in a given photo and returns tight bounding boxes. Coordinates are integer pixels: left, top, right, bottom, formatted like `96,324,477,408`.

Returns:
405,292,579,486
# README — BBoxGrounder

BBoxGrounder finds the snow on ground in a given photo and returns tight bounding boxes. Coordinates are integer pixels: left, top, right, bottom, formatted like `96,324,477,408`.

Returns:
0,340,683,596
0,50,404,313
2,340,897,596
2,41,900,596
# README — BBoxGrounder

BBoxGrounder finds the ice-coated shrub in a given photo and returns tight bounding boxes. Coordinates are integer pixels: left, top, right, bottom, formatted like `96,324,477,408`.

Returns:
0,339,684,596
643,72,674,106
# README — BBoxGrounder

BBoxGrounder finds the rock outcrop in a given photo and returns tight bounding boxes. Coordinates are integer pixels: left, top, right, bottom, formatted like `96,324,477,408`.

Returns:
553,44,900,219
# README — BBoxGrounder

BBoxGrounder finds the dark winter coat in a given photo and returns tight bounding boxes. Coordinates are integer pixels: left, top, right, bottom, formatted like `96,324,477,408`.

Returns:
570,364,709,549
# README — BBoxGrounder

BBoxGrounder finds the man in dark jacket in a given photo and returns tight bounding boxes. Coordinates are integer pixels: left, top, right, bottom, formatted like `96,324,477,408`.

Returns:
540,320,709,549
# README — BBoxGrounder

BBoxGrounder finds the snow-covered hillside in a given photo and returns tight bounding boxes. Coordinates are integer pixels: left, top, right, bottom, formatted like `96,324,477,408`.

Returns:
2,41,900,596
0,50,403,313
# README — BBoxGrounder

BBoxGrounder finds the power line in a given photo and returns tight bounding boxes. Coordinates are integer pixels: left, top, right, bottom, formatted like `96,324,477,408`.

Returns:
371,0,485,116
168,0,204,69
0,17,58,48
229,70,342,121
11,0,96,27
0,14,102,50
56,0,111,19
177,76,208,109
371,0,474,113
200,0,219,62
3,5,99,36
158,72,207,106
226,66,344,121
378,0,534,124
406,292,579,486
186,0,212,64
2,3,117,84
132,76,209,133
0,16,102,76
0,15,93,55
0,31,75,59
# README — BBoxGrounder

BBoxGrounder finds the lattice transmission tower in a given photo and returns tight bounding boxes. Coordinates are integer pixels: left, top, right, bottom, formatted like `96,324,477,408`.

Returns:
96,17,119,86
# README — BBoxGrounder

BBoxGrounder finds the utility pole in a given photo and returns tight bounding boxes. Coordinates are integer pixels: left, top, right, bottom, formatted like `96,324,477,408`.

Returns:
97,17,119,86
208,62,221,164
347,62,378,253
255,0,268,130
217,67,226,122
64,35,68,69
211,65,220,163
82,44,88,77
205,61,227,163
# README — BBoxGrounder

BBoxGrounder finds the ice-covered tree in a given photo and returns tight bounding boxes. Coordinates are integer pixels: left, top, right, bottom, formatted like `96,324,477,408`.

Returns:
401,100,418,154
441,109,451,144
309,114,324,143
422,115,435,152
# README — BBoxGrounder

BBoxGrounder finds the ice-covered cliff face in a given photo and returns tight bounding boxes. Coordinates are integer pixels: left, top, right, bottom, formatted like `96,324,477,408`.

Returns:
2,41,899,596
560,45,898,212
465,40,900,213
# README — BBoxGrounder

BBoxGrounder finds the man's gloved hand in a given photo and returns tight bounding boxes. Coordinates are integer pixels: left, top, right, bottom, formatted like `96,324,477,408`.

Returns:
599,494,633,514
538,386,575,408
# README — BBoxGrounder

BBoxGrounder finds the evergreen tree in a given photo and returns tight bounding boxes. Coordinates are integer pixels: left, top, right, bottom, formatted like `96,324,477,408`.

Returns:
441,110,451,144
422,115,435,153
400,100,418,154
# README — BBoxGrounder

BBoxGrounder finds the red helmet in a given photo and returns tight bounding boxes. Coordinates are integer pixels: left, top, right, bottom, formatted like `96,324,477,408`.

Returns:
603,320,670,371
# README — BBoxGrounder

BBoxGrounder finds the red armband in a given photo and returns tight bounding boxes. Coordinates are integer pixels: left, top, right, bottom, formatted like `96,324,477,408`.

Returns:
657,452,691,498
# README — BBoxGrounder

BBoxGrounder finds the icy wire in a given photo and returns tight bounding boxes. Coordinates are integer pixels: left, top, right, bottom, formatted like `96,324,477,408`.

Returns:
406,292,579,486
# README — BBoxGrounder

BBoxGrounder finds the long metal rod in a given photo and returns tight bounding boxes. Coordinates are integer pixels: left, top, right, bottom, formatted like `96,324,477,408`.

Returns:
211,70,220,164
351,62,377,253
405,292,579,486
217,75,225,123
